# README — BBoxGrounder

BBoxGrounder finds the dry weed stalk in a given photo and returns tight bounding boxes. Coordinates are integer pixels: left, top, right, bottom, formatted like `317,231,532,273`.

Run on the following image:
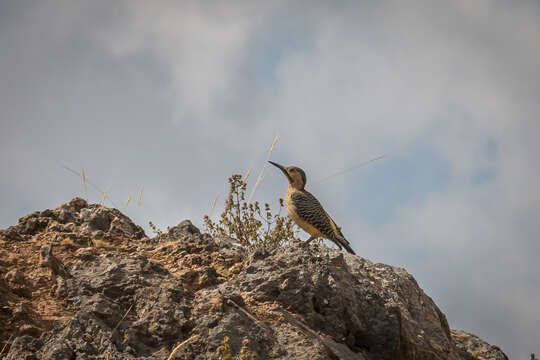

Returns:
313,154,386,184
0,334,13,357
209,192,220,217
63,166,119,207
248,135,278,203
137,186,144,208
125,195,132,208
167,335,197,360
81,167,88,201
111,303,133,336
101,186,111,205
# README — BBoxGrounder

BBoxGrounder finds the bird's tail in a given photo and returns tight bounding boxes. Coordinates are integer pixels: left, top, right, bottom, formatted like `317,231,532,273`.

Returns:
334,235,356,255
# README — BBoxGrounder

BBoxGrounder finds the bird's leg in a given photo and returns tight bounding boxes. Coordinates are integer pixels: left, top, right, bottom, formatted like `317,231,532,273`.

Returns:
304,236,316,245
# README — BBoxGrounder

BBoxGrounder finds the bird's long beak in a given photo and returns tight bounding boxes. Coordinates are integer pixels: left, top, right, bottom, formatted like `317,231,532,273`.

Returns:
268,161,292,183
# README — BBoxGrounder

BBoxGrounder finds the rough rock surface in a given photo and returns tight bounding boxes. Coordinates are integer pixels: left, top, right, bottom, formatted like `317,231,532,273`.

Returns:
451,330,509,360
0,198,508,359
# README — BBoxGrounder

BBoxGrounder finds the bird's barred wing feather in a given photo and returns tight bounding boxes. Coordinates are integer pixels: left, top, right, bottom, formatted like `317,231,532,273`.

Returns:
291,190,355,254
291,191,334,238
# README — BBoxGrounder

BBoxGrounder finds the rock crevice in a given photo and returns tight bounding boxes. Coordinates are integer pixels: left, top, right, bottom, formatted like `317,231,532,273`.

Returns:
0,198,508,359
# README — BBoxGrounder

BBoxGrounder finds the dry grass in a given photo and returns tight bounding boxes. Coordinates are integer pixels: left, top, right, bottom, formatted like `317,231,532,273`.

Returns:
167,335,197,360
63,166,119,208
111,303,133,336
267,135,279,160
100,304,134,359
101,186,111,205
248,135,278,203
137,186,144,208
81,167,88,201
209,192,220,218
248,174,264,204
313,154,386,184
241,168,252,186
0,334,13,357
125,195,132,209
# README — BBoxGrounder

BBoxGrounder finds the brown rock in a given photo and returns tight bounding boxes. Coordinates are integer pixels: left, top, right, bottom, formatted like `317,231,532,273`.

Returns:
451,329,509,360
0,198,509,360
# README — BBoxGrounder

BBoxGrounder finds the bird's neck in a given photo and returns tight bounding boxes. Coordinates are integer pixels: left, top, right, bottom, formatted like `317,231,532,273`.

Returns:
287,184,304,192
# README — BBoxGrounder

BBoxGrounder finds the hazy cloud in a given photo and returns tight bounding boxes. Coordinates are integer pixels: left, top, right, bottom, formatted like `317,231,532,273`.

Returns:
1,1,538,357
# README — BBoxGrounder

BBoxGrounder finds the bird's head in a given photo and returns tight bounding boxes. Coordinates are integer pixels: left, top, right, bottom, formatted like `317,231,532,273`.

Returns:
269,161,307,190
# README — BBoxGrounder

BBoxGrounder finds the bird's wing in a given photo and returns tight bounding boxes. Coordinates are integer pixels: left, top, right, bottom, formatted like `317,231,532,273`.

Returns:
292,190,355,254
291,190,334,237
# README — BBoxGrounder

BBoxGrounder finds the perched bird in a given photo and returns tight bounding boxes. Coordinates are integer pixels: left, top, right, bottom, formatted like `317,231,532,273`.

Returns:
269,161,355,254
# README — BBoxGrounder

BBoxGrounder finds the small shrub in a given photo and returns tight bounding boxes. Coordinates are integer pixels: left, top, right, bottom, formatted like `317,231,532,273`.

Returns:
148,221,170,243
204,174,301,249
238,338,258,360
216,336,233,360
216,336,257,360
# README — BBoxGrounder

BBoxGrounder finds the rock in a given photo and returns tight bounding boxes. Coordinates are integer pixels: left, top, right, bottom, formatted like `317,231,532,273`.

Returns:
451,329,509,360
4,269,25,284
58,208,75,223
40,339,74,360
19,217,49,235
74,247,97,261
0,227,23,241
19,324,41,338
40,245,70,278
4,269,31,298
167,219,201,240
4,335,43,360
0,199,509,359
87,208,111,232
214,234,246,250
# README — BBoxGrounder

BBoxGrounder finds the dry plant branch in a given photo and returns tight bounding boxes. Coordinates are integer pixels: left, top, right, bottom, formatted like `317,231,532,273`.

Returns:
241,168,252,185
0,334,13,357
63,166,119,207
248,135,278,203
167,335,197,360
137,186,144,208
209,192,220,218
111,303,133,336
81,167,88,201
226,299,266,329
125,195,132,209
101,186,111,205
313,154,386,185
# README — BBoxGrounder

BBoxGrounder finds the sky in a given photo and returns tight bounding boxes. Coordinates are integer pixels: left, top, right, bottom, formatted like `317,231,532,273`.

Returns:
1,1,539,358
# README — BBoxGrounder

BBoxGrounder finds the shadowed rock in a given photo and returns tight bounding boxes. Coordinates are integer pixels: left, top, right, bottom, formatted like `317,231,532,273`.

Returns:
0,198,508,359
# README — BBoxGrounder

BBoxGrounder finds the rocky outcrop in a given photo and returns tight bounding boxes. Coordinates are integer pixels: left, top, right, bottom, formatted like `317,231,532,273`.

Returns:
0,198,508,359
451,330,508,360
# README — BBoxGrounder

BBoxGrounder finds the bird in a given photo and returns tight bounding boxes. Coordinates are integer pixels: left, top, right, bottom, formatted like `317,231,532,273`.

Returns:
268,161,355,254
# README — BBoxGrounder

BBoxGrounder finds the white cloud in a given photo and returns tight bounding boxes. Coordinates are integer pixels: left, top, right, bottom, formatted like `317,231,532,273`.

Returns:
1,1,539,357
99,1,261,124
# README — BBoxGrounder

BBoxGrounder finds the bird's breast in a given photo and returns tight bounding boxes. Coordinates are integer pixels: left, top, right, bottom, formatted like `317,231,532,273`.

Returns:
284,188,296,219
284,188,324,237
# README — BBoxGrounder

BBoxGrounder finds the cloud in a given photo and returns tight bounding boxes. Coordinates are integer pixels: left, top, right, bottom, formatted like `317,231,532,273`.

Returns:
1,1,539,357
